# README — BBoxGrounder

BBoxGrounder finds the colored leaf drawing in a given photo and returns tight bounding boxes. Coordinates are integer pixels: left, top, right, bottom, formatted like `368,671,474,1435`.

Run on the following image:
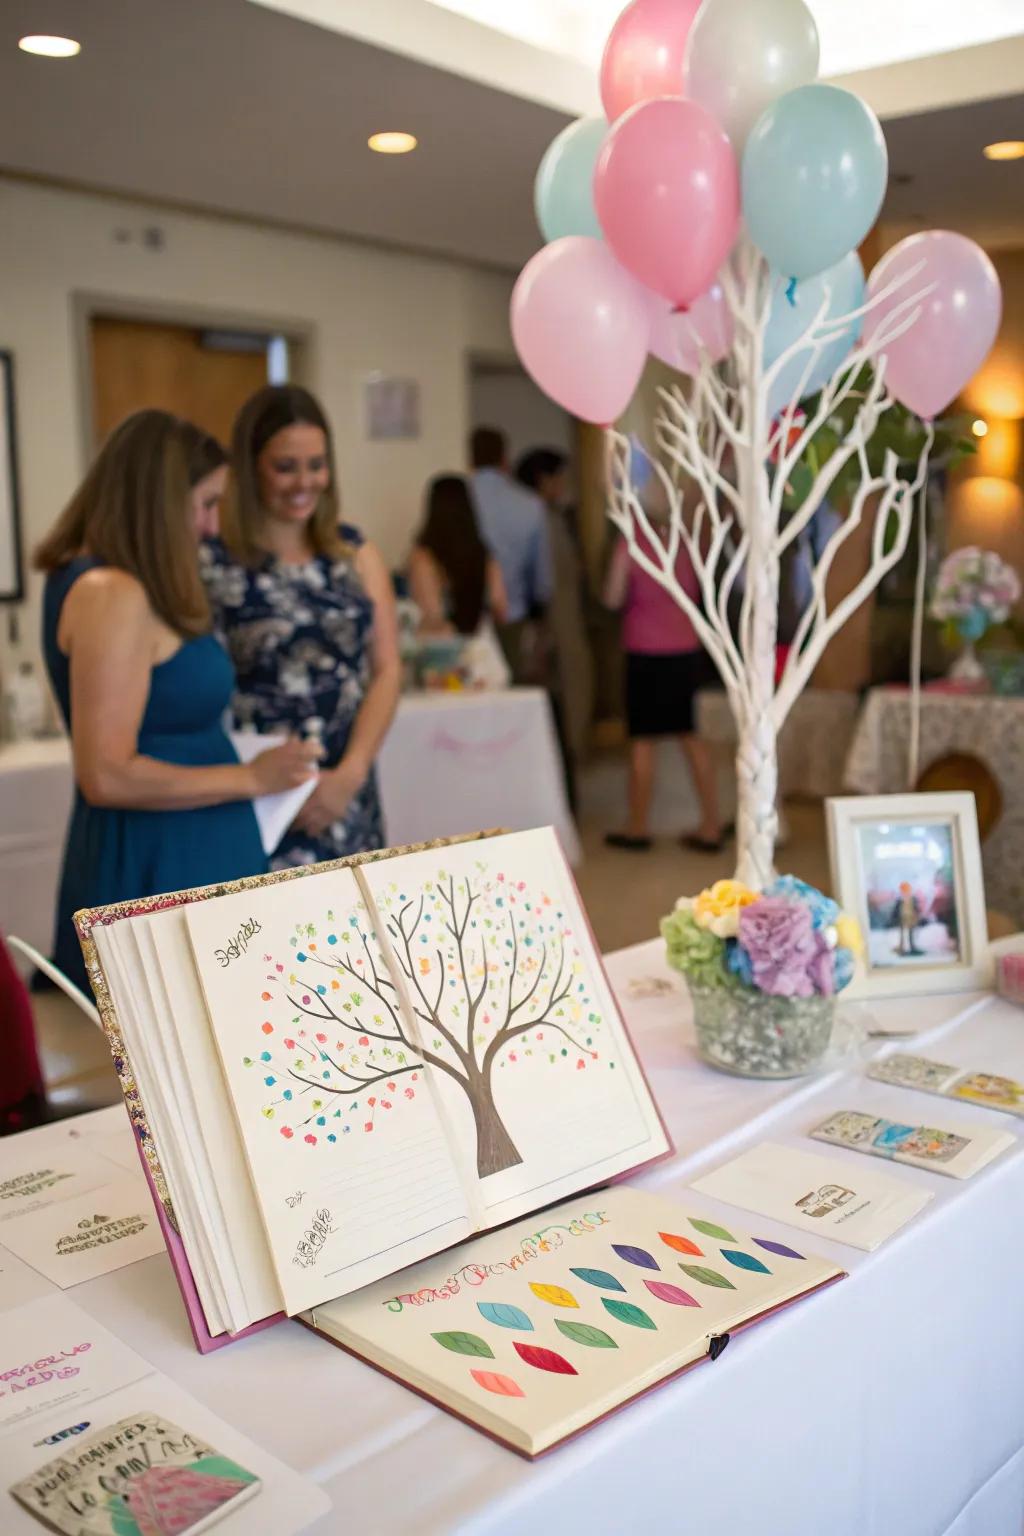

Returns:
601,1298,657,1329
721,1248,771,1274
689,1218,735,1241
431,1331,495,1358
477,1302,533,1331
644,1280,700,1307
754,1238,805,1260
528,1282,579,1308
514,1341,578,1374
555,1319,618,1348
658,1231,704,1257
570,1266,626,1293
470,1369,525,1398
678,1264,735,1290
611,1244,660,1270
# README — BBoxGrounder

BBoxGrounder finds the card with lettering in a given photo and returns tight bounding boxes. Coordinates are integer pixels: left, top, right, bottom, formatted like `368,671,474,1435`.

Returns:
809,1110,1015,1179
867,1054,1024,1117
691,1142,933,1251
0,1297,150,1433
9,1411,261,1536
0,1185,165,1290
0,1149,119,1226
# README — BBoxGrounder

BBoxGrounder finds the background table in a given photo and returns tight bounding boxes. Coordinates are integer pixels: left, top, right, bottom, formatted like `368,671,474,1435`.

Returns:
0,689,579,966
2,942,1020,1535
698,687,861,801
844,687,1024,924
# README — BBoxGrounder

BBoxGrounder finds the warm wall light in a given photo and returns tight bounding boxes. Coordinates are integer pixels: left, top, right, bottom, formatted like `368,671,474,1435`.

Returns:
368,132,418,155
972,419,989,437
983,141,1024,161
18,34,80,57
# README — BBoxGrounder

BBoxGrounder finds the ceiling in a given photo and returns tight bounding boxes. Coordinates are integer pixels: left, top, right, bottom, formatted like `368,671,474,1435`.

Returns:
0,0,1022,271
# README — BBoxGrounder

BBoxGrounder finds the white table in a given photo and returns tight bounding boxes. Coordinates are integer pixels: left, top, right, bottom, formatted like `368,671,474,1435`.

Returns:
0,694,579,966
378,689,580,863
845,688,1024,924
2,942,1021,1535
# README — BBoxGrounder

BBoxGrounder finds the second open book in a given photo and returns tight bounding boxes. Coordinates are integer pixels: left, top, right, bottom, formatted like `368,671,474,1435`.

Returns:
79,829,674,1339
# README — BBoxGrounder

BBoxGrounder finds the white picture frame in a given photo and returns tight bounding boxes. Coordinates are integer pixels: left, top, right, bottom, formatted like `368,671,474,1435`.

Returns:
826,793,989,999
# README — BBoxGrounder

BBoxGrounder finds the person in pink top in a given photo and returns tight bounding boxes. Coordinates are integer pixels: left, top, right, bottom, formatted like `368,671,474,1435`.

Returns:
603,517,724,852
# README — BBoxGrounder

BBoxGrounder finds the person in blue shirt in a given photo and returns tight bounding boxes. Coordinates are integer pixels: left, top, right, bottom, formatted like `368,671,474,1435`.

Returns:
469,427,553,682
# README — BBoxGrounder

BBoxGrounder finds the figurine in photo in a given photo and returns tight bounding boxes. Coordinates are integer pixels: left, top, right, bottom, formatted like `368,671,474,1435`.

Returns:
893,881,924,958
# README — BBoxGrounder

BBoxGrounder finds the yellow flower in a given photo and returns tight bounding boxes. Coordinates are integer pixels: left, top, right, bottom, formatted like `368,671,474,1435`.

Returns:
692,879,758,939
836,913,864,958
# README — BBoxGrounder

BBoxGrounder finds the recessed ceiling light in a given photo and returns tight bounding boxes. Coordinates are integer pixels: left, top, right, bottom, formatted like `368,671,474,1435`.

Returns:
18,34,81,57
368,131,418,155
972,419,989,438
983,141,1024,161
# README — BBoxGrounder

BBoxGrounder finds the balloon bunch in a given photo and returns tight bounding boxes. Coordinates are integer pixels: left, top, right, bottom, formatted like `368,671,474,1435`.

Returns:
513,0,1002,427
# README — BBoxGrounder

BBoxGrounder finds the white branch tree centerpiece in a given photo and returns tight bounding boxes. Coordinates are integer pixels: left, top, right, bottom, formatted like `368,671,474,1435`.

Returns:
513,0,1002,892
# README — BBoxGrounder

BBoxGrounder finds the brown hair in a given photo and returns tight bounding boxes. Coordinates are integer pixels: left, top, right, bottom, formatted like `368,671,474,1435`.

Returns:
34,410,224,638
417,475,488,635
470,426,506,470
222,384,344,565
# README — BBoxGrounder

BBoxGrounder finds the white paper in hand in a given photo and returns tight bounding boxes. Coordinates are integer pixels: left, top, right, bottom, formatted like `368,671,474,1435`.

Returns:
230,733,318,857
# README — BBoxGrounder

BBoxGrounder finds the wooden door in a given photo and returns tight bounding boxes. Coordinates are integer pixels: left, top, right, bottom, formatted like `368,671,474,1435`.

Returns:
90,317,269,449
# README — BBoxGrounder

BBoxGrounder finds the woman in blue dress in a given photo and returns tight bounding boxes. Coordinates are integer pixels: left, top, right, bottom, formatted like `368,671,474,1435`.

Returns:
34,410,319,992
201,385,401,869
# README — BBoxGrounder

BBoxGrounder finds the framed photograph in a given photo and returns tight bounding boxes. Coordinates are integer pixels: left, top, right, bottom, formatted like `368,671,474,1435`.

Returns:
826,793,989,998
364,374,420,440
0,351,24,602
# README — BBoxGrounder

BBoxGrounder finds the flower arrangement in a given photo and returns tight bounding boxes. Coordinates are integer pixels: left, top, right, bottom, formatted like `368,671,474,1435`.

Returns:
930,547,1021,645
662,876,862,1000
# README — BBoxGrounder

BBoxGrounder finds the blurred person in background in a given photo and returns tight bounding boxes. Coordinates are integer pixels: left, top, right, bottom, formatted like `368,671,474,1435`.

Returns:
469,426,552,682
408,474,508,636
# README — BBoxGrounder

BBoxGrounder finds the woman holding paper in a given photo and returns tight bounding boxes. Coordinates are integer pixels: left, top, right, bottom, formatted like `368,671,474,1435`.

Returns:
202,385,401,868
35,410,318,991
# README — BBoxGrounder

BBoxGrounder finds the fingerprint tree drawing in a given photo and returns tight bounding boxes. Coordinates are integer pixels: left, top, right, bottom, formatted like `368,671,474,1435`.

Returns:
249,866,610,1177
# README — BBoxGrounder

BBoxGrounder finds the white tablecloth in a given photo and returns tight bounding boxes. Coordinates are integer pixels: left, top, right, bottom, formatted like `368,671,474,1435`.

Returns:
2,941,1021,1535
378,689,580,862
844,688,1024,924
0,693,579,965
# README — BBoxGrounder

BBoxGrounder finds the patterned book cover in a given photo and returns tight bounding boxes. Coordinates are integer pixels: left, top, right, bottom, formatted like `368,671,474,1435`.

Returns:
9,1411,260,1535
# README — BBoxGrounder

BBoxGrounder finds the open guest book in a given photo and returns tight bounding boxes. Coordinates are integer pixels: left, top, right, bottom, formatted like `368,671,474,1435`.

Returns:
77,827,843,1454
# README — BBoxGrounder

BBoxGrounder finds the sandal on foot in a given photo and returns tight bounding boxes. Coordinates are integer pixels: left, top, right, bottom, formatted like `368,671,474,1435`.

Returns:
605,832,653,851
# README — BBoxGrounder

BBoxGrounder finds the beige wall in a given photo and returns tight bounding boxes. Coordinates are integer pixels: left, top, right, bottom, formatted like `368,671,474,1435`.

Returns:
0,176,514,669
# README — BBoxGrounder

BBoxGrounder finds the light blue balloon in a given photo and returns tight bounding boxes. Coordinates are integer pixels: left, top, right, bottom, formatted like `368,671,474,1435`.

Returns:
765,252,865,416
742,84,887,279
534,117,607,244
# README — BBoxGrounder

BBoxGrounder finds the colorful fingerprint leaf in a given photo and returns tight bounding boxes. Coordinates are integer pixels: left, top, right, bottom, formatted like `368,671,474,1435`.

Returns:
644,1279,700,1307
754,1238,805,1260
602,1297,657,1330
431,1330,494,1358
470,1369,525,1398
477,1302,533,1331
678,1263,736,1290
514,1341,578,1374
570,1266,626,1293
689,1218,735,1242
528,1282,578,1308
611,1244,660,1270
555,1319,618,1349
721,1248,771,1274
658,1232,704,1257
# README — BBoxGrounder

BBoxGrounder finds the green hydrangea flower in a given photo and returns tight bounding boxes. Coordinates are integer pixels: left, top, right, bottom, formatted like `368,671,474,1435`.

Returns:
660,907,731,990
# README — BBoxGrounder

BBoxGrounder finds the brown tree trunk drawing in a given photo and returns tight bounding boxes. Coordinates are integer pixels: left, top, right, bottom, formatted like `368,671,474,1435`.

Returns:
466,1064,523,1178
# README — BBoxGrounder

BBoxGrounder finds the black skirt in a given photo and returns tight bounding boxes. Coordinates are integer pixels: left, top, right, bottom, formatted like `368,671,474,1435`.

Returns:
625,650,716,739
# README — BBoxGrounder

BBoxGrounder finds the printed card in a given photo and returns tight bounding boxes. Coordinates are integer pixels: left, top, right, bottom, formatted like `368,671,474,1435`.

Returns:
0,1185,165,1290
809,1110,1015,1179
691,1142,933,1252
9,1410,260,1536
0,1149,120,1226
0,1297,150,1434
867,1054,1024,1116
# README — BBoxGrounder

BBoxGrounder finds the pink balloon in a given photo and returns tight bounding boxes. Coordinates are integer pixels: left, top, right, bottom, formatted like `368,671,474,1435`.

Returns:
648,282,734,373
511,237,651,424
864,231,1002,419
600,0,703,122
595,97,740,308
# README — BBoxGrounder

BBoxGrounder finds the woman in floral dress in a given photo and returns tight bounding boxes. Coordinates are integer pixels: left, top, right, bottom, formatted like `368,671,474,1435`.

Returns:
202,385,401,868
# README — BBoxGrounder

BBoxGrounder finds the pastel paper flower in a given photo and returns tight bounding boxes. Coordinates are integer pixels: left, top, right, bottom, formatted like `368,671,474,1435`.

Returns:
692,879,759,938
661,908,729,990
765,875,839,933
736,896,823,998
835,913,864,959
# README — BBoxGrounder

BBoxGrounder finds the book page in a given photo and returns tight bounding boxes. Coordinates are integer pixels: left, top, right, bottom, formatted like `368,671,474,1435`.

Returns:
358,829,669,1227
310,1185,842,1456
185,867,474,1314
